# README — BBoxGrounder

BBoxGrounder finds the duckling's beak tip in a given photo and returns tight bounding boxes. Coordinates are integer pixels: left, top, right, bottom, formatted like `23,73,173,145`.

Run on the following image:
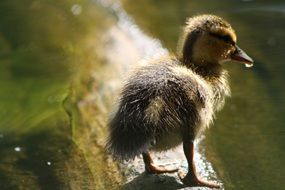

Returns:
231,45,254,68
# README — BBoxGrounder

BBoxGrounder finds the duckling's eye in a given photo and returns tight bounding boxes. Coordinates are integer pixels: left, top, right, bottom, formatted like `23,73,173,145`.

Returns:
209,32,235,45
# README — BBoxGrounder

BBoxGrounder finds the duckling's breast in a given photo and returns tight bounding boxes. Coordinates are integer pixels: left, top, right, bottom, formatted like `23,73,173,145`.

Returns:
168,64,216,136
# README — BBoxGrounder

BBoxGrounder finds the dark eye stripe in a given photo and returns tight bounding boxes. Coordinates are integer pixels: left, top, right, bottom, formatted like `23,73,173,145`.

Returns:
209,32,235,45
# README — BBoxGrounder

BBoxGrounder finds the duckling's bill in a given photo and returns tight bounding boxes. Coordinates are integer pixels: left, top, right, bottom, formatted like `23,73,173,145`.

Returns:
231,45,254,68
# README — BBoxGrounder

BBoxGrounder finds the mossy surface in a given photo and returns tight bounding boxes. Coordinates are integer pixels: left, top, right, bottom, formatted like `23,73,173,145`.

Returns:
0,0,122,189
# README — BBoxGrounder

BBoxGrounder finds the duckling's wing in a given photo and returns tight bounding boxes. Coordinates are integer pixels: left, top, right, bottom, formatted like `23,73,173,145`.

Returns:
106,61,207,160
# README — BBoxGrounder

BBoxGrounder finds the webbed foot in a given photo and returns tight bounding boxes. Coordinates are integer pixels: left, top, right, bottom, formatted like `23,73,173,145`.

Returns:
178,171,220,188
146,163,178,174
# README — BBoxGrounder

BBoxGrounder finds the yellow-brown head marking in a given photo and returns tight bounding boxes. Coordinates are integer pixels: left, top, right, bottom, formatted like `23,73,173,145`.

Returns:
178,15,253,67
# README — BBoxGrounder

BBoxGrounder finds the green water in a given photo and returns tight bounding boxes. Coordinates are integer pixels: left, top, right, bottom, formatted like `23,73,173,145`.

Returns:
0,0,121,189
0,0,284,189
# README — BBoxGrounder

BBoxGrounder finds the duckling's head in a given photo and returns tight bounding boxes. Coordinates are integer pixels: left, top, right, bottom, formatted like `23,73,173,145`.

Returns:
178,15,253,68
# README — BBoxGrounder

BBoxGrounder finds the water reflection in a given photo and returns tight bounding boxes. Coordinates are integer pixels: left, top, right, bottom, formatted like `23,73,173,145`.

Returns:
14,147,21,152
71,4,82,16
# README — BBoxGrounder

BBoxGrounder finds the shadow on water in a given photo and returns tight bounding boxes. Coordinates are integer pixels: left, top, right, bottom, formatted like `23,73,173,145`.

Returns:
0,127,94,190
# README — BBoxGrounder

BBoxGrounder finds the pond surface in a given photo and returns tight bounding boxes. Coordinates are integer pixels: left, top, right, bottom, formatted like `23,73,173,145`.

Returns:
0,0,284,189
0,0,122,189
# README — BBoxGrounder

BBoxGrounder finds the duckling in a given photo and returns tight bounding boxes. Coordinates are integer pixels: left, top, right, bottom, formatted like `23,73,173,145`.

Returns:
107,15,253,188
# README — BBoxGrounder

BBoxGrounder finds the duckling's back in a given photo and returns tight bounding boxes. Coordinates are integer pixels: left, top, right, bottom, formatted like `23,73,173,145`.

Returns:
107,57,213,160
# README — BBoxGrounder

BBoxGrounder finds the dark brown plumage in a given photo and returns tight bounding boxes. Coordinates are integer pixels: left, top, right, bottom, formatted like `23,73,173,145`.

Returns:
107,15,253,188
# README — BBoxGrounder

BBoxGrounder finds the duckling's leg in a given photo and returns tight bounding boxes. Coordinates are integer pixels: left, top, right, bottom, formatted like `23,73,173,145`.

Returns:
142,152,178,174
178,140,220,188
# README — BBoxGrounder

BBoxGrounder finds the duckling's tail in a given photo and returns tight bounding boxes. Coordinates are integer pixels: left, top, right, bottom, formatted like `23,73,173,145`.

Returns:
106,111,154,160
